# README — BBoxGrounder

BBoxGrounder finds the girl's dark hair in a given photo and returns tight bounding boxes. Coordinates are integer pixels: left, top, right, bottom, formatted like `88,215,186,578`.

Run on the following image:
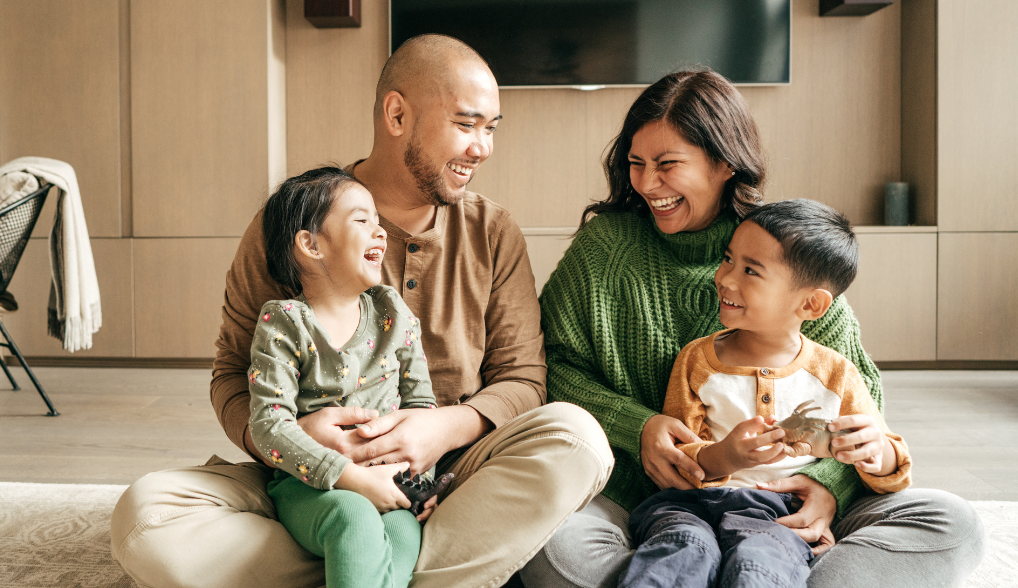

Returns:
262,166,364,294
580,69,766,231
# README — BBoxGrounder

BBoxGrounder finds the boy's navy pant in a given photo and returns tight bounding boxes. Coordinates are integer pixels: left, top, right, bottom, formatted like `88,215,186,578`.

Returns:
619,487,813,588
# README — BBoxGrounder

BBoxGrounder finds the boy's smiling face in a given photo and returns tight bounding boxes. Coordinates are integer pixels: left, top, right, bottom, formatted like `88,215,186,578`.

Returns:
715,221,815,334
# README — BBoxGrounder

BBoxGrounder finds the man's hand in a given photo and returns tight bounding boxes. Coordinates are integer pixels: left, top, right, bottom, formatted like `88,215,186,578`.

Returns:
298,406,379,454
416,496,438,523
348,405,491,475
640,414,706,490
829,415,895,475
757,474,837,555
698,416,787,480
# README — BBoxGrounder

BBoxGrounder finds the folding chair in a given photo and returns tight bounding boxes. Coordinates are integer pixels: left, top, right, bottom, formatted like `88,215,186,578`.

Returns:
0,181,59,416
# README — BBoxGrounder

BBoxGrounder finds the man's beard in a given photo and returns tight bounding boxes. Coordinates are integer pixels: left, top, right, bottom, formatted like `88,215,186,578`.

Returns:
403,130,463,207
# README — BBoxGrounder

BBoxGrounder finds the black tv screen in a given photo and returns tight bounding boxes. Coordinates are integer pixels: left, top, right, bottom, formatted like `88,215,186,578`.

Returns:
390,0,791,87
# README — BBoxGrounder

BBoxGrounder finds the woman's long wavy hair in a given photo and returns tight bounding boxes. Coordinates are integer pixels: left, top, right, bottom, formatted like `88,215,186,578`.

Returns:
580,69,766,231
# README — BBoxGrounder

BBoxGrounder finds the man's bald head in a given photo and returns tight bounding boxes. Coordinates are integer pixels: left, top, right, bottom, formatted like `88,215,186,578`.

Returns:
375,35,492,117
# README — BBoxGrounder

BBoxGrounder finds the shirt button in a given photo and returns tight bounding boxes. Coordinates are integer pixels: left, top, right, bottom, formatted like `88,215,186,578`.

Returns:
762,394,772,404
761,368,770,375
407,279,417,290
408,243,419,253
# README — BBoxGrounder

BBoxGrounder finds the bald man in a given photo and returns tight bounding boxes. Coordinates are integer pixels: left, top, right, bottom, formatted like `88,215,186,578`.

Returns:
110,35,613,588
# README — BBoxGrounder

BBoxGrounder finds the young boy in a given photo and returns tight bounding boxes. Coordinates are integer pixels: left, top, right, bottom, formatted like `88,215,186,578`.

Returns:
618,199,911,588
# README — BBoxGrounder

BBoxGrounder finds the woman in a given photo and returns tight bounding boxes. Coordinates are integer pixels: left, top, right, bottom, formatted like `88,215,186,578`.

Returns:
519,70,983,588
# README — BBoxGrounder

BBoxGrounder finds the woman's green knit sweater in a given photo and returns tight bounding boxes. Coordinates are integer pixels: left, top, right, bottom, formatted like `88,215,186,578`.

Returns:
539,211,882,518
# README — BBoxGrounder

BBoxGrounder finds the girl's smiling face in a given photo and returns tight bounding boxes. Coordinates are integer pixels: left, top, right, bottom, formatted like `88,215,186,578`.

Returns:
305,184,387,296
628,120,732,234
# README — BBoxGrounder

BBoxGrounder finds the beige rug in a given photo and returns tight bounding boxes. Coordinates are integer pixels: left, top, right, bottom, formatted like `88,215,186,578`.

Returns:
0,482,1013,587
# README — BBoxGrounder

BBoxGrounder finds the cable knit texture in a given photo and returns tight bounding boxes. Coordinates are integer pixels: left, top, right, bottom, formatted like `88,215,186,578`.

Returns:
539,211,882,519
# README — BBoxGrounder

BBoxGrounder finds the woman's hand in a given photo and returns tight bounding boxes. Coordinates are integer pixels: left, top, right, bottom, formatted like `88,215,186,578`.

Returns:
335,462,413,513
757,474,837,555
640,414,706,489
829,415,895,476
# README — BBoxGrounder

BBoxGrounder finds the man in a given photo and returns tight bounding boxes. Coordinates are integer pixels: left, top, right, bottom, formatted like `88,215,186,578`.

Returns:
111,35,613,588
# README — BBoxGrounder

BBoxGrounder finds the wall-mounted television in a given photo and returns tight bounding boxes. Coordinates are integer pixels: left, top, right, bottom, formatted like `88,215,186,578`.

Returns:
390,0,791,88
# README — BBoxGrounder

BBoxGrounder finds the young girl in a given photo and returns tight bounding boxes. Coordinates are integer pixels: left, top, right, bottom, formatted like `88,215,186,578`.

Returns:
249,166,438,588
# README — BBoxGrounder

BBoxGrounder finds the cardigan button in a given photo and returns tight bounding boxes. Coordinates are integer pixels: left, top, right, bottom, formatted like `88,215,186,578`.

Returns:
407,279,417,290
761,368,770,375
408,243,419,253
761,394,771,404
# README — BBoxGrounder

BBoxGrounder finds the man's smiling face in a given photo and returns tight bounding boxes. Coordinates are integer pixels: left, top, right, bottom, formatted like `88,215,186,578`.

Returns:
402,60,501,206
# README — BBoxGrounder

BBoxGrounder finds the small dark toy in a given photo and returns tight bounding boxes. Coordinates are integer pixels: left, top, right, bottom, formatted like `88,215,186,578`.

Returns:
393,470,455,515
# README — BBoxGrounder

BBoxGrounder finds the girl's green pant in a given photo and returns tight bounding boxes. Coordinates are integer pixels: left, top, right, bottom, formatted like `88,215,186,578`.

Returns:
268,472,422,588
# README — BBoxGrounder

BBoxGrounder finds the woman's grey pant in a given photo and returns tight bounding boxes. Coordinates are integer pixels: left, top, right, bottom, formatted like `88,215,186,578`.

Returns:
518,489,985,588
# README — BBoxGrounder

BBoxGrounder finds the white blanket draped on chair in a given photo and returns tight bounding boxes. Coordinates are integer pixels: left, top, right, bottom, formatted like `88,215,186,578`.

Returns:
0,157,102,352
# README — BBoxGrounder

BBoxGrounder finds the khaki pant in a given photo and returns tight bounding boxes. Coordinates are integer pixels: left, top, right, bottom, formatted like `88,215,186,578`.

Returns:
110,403,614,588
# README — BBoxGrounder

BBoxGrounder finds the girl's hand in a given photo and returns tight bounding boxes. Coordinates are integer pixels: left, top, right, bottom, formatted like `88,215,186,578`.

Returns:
828,415,895,475
640,414,705,490
699,416,786,480
335,462,412,513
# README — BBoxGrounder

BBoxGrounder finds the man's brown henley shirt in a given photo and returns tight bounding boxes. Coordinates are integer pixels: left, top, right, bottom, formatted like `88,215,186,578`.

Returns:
212,191,547,457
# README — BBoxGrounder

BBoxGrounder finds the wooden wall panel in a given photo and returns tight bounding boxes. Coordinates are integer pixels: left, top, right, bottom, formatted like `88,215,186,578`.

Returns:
131,0,271,238
937,233,1018,360
0,0,123,238
937,0,1018,232
740,0,901,225
285,0,388,174
286,0,901,229
2,238,134,357
523,233,574,294
133,238,240,358
844,231,938,361
900,0,937,226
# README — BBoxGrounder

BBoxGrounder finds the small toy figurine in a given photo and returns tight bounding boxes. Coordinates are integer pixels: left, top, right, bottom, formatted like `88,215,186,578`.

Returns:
392,470,455,515
768,400,848,458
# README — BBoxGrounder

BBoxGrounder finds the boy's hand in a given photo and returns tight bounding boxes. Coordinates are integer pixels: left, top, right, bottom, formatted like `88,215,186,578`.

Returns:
335,462,413,513
828,415,896,476
700,416,786,480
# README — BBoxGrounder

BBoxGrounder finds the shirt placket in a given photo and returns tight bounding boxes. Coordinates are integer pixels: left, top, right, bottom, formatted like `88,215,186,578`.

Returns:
401,239,425,316
756,367,775,418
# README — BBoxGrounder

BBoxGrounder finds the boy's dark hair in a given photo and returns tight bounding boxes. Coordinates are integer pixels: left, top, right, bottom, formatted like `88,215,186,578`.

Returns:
262,166,364,294
743,199,858,298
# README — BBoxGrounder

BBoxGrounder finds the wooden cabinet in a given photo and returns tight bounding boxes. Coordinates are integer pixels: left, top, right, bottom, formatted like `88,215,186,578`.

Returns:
937,233,1018,360
844,230,938,361
133,238,240,358
2,238,135,357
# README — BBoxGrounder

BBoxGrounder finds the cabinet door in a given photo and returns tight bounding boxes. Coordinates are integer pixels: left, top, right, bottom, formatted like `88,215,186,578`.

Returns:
844,232,938,361
938,233,1018,360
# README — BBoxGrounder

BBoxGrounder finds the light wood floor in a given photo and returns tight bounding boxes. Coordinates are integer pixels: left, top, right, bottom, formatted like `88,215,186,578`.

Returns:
1,367,1017,500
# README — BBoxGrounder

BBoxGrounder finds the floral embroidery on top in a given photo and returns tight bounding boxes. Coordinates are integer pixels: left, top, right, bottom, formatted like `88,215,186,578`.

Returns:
308,342,317,353
269,449,283,464
382,316,393,331
367,339,375,349
263,313,271,322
